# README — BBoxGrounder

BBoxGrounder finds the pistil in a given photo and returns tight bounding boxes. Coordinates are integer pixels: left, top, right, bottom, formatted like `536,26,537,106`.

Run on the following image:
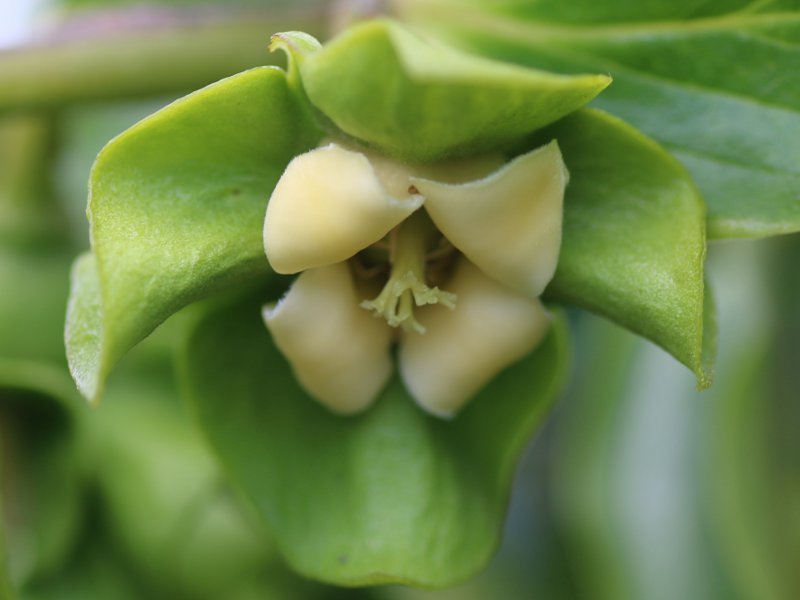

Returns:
360,211,456,333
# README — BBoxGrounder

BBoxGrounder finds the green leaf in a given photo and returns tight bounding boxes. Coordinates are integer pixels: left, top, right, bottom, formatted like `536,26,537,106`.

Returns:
0,514,13,600
64,315,311,600
0,183,83,588
281,19,609,162
87,382,275,599
19,531,152,600
441,0,793,24
181,286,570,587
65,253,103,402
396,1,800,238
0,380,83,587
0,242,73,366
66,66,319,402
551,240,792,600
0,116,67,245
704,238,800,600
536,109,710,386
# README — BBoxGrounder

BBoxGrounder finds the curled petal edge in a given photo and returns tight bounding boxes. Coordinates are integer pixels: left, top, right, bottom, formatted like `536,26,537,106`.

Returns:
414,141,567,298
263,144,422,274
263,262,394,414
399,258,552,418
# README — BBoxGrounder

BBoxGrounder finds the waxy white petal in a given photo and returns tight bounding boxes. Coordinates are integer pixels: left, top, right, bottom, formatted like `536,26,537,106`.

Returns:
264,144,422,274
413,141,567,297
398,259,551,418
263,262,393,415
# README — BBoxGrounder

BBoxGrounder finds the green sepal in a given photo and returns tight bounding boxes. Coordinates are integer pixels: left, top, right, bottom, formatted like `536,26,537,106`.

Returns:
65,66,320,403
282,19,610,162
538,109,711,386
181,286,570,587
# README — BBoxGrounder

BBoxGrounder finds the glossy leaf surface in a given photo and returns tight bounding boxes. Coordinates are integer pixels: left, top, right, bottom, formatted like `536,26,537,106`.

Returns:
182,288,569,587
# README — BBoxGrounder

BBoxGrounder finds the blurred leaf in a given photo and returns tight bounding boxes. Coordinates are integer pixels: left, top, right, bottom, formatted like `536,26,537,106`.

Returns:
285,19,609,162
0,115,75,368
552,315,727,600
0,6,328,113
31,312,336,600
432,0,796,23
0,381,83,588
0,243,73,366
65,67,320,402
0,115,85,587
551,315,640,600
20,529,151,600
181,287,569,587
552,240,793,600
0,117,67,245
85,322,388,600
88,388,276,598
396,0,800,239
60,0,324,8
703,240,799,600
537,109,710,386
0,501,14,600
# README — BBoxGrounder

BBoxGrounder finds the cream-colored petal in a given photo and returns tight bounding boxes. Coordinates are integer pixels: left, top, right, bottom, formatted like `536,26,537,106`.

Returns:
264,144,422,274
263,262,393,415
413,140,567,297
398,259,551,418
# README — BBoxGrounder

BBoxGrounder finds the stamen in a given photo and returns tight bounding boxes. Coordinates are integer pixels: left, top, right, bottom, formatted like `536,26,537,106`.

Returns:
360,212,457,333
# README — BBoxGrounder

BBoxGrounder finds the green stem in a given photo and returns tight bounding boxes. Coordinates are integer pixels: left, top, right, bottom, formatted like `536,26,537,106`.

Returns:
0,115,69,245
0,7,328,114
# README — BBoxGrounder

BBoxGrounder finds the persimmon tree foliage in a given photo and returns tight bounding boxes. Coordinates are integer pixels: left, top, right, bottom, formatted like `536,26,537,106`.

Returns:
65,19,715,586
1,0,798,596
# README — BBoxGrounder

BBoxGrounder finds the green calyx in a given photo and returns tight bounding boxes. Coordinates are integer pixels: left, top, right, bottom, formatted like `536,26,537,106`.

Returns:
61,12,716,590
275,19,610,161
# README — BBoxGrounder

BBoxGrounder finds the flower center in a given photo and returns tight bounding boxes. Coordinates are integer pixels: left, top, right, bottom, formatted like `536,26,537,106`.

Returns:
359,211,457,334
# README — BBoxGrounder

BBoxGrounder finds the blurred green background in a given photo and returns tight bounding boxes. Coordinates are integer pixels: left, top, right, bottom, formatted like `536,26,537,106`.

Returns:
1,0,797,598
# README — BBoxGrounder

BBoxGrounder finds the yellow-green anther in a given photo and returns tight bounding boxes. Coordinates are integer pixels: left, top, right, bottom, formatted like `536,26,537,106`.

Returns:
360,211,456,333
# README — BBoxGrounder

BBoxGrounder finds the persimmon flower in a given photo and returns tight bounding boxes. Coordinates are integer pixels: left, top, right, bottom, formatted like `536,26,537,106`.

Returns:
262,141,567,418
